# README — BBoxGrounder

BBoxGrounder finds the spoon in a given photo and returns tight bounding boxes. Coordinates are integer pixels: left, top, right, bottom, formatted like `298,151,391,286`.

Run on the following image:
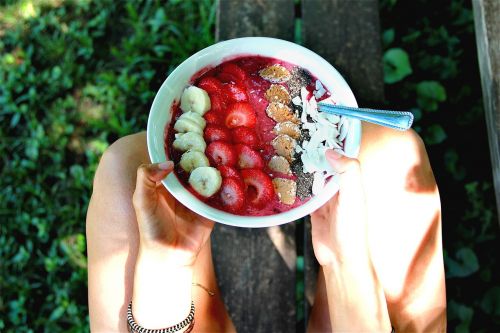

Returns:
317,103,414,131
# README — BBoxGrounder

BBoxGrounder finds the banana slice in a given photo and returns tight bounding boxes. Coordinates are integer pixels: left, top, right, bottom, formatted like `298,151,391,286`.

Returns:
180,86,211,115
174,118,204,134
172,132,207,152
189,166,222,197
179,150,210,173
178,111,206,128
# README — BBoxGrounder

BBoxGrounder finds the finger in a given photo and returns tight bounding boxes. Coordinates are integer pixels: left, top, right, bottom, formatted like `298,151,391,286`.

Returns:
133,161,174,211
325,150,361,175
325,150,365,209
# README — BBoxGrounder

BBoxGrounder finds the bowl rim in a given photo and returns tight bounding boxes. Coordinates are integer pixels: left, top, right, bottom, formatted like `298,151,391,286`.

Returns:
147,36,360,228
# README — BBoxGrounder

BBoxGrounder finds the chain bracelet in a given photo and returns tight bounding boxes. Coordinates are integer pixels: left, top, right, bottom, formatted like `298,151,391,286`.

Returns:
127,300,195,333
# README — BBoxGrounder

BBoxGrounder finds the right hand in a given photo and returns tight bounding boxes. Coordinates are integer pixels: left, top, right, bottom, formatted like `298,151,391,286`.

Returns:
310,151,393,333
310,150,369,267
132,162,214,267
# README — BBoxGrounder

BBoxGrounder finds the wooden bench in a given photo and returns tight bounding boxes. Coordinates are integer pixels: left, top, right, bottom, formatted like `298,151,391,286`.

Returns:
472,0,500,225
211,1,384,332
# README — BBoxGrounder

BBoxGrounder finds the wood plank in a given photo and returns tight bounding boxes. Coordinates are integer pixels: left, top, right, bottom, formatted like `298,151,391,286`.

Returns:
472,0,500,224
302,216,318,327
213,1,296,332
302,0,385,105
300,0,385,324
212,224,296,333
216,0,295,41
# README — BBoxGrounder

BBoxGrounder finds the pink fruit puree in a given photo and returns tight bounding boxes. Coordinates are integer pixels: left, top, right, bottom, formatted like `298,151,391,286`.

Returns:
165,56,324,216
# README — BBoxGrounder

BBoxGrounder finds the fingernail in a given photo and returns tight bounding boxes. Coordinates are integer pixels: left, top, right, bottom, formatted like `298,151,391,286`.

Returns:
157,161,174,170
326,149,342,160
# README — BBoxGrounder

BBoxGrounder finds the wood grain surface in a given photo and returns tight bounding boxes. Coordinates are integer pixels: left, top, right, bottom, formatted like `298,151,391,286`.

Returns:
217,0,295,42
213,1,385,331
214,2,296,332
302,0,384,105
472,0,500,224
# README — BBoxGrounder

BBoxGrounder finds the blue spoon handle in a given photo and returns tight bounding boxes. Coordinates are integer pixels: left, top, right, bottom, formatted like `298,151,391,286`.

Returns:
317,103,414,131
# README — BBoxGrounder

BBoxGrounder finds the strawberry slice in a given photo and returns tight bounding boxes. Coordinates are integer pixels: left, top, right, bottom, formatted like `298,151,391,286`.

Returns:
225,83,248,102
204,110,222,125
232,127,258,148
235,144,264,169
219,177,245,213
225,102,256,128
209,94,225,113
198,77,223,95
206,141,236,167
217,165,242,182
240,169,275,208
218,63,247,83
204,125,232,143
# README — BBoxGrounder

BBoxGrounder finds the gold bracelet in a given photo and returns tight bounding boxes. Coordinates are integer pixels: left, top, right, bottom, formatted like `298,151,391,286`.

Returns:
192,282,215,296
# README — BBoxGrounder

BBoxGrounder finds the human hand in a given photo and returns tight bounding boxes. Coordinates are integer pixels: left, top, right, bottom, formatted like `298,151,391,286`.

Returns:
132,162,214,267
310,151,393,333
310,150,369,267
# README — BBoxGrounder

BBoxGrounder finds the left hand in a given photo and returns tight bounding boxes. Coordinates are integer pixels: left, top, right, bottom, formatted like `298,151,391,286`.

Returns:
132,162,214,267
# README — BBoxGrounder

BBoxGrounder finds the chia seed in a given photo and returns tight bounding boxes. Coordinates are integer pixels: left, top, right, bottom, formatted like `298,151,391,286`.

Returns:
291,159,313,200
292,103,302,115
273,66,316,201
289,68,314,200
288,67,312,98
297,128,310,147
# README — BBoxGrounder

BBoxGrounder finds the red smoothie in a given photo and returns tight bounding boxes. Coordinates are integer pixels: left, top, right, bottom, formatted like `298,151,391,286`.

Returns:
165,56,335,216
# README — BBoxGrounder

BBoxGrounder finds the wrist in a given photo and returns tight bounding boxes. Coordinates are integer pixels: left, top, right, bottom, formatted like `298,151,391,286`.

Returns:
132,248,194,328
138,240,198,268
322,254,391,333
320,241,371,267
322,246,374,276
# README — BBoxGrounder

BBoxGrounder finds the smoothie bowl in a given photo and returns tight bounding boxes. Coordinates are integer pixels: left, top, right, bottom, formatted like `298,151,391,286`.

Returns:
147,37,360,227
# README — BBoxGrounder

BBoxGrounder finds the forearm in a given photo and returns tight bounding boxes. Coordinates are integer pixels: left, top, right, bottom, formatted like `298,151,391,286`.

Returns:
323,254,392,332
132,247,193,329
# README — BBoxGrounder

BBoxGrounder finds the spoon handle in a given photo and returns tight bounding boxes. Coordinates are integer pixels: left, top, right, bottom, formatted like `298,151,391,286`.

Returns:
317,103,414,131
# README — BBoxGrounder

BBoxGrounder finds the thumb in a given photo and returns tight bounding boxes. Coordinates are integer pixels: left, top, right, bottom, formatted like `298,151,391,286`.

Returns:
325,150,365,207
326,150,361,175
133,161,174,211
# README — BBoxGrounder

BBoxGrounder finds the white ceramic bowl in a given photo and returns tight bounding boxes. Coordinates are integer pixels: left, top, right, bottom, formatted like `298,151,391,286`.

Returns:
147,37,360,228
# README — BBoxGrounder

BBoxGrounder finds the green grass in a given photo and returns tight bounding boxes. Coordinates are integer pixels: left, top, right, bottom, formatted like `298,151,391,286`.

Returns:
1,1,214,331
1,0,498,332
